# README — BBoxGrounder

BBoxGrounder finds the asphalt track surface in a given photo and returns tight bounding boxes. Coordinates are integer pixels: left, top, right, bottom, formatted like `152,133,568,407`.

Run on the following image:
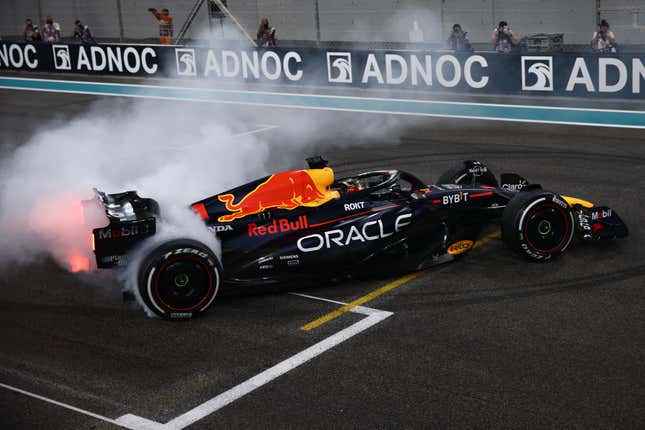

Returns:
0,87,644,429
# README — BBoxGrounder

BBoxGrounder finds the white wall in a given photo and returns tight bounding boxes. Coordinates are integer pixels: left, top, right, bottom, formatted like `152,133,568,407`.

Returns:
1,0,643,45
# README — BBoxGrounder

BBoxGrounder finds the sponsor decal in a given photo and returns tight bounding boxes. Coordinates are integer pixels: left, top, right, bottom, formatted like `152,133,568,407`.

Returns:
258,256,273,263
344,201,366,211
259,264,274,270
162,248,211,261
502,179,527,192
176,48,303,81
443,192,469,205
287,259,300,266
0,43,38,69
169,312,193,319
468,163,488,176
577,213,592,231
447,240,474,255
175,48,196,76
99,255,124,265
327,52,353,83
279,254,299,260
521,243,548,260
96,222,151,239
356,53,489,88
76,46,157,73
591,208,612,220
51,44,158,74
218,169,337,222
208,224,233,233
51,44,159,74
52,45,71,70
552,195,568,209
521,56,554,91
248,216,308,237
297,213,411,253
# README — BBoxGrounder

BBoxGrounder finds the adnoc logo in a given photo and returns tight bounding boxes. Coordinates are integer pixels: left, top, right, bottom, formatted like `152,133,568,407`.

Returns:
327,52,352,83
175,48,196,76
52,45,71,70
521,56,553,91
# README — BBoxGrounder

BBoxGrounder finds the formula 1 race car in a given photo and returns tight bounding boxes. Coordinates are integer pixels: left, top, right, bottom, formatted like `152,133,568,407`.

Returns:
85,157,628,319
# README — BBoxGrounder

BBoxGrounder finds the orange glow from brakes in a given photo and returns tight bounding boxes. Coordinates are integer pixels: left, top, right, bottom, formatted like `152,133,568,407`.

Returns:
68,255,91,273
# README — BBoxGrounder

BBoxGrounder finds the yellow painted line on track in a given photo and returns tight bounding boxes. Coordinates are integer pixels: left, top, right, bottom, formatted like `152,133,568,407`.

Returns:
473,230,501,248
300,271,425,331
300,230,502,332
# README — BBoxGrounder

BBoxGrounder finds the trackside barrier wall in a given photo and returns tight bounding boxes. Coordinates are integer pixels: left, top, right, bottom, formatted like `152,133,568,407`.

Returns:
1,42,645,99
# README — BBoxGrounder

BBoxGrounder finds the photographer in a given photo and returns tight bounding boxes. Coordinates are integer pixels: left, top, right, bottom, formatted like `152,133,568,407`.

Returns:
41,16,61,43
72,20,97,45
257,17,276,47
148,7,173,45
492,20,518,53
591,19,616,53
447,24,472,52
24,18,41,42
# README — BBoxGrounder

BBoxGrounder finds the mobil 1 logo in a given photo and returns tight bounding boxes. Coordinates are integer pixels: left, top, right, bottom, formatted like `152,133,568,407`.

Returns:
521,56,553,91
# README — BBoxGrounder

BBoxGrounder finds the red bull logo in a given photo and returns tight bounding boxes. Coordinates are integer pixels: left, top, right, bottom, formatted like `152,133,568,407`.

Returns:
217,168,339,222
248,216,309,237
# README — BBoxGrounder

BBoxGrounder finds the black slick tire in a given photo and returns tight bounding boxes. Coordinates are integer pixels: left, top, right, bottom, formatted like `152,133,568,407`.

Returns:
137,239,222,320
502,191,575,261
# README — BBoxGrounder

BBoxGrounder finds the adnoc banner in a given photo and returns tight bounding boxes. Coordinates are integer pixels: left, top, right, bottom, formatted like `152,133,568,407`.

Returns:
1,42,645,98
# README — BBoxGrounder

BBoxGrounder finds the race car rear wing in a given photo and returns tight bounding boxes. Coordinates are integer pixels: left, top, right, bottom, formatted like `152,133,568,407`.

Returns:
83,189,159,268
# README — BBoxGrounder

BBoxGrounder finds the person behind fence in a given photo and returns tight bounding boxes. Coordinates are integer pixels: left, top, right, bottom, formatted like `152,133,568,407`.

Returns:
148,7,173,45
591,19,617,53
72,20,97,45
41,16,61,43
257,18,276,47
492,20,518,53
24,18,41,42
447,24,472,52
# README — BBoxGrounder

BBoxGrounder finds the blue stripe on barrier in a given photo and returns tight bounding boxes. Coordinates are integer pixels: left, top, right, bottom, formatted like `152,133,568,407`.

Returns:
1,76,644,129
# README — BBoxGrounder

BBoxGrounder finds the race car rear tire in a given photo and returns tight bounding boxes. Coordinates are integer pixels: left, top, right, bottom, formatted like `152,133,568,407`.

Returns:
502,191,575,261
138,239,222,320
437,162,498,187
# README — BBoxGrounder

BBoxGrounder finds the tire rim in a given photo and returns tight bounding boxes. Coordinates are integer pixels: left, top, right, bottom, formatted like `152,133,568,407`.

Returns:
523,203,571,253
153,256,213,312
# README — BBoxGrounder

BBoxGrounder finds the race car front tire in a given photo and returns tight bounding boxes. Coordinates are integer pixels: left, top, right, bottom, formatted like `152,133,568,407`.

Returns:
137,239,222,320
502,191,575,261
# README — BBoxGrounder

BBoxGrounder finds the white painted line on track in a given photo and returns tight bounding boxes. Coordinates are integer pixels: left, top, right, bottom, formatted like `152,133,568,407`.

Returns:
2,294,391,429
231,124,279,138
0,75,641,115
0,382,131,428
289,292,375,314
163,296,393,429
159,124,279,151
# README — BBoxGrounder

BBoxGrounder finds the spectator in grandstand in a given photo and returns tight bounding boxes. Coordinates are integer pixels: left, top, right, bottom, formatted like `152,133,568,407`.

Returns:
41,16,61,43
591,19,617,53
148,7,173,45
447,24,472,52
492,20,518,53
257,18,276,47
72,20,97,45
24,19,41,42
